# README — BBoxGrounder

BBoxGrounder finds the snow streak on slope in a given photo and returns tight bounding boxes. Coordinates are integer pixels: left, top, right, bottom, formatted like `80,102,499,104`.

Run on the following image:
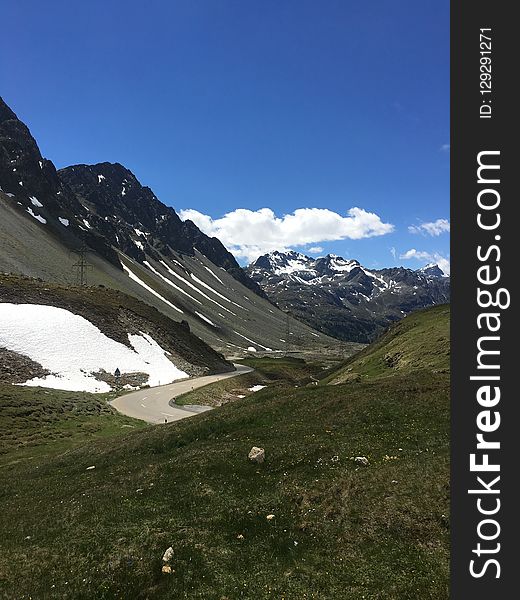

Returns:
195,311,217,327
143,260,202,305
203,264,224,284
26,207,46,224
121,261,184,314
159,260,236,315
0,303,188,393
233,330,273,352
190,273,245,310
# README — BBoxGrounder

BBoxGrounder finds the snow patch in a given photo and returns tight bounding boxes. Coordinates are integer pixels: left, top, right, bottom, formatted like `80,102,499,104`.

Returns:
58,217,69,227
0,303,188,393
195,311,217,327
248,385,266,392
26,207,46,224
30,196,43,208
233,331,272,352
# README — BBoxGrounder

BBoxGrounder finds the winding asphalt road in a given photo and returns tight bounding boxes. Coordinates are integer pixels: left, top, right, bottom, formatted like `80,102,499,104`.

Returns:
110,363,253,424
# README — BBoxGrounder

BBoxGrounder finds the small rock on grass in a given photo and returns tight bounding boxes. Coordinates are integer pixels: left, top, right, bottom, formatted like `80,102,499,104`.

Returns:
162,565,173,574
248,446,265,464
354,456,369,466
162,547,174,562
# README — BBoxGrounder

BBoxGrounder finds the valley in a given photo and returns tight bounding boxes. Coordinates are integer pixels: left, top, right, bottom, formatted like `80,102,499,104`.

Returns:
0,306,450,599
0,94,450,598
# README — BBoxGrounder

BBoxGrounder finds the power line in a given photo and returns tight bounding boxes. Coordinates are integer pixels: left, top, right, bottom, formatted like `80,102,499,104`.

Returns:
71,246,93,286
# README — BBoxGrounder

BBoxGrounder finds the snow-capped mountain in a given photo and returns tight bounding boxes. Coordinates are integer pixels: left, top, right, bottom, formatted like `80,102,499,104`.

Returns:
418,263,449,278
0,97,338,356
246,251,450,343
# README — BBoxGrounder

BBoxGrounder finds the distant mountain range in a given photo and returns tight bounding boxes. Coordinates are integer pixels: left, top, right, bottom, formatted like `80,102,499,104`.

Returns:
246,251,450,342
1,97,339,357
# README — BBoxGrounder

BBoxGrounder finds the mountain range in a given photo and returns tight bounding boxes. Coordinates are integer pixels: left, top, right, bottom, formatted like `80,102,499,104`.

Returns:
246,250,450,342
1,95,448,353
0,97,345,360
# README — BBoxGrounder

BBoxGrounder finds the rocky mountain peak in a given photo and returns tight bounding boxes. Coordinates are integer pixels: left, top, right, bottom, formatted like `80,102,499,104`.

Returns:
0,97,19,124
419,263,448,278
246,250,450,343
0,97,264,295
58,162,265,295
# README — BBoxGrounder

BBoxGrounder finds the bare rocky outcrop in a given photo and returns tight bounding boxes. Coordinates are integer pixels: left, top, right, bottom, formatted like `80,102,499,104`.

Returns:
0,347,49,384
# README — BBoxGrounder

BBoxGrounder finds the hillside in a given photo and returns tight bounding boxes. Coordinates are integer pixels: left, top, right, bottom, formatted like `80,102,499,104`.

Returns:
0,97,343,357
0,305,450,598
247,251,450,343
323,304,450,384
0,274,233,391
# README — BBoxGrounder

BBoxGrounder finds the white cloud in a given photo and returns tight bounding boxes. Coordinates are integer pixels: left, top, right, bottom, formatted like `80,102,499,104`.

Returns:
180,207,394,263
408,219,450,236
308,246,324,254
390,246,397,259
400,249,432,261
399,248,450,275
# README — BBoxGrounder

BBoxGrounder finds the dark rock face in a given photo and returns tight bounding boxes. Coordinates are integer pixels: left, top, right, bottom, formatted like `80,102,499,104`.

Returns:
0,96,263,294
57,162,265,296
246,251,450,343
0,97,119,264
0,347,50,384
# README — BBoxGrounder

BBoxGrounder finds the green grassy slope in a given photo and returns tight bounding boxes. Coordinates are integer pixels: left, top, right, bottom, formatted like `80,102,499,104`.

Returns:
174,357,326,407
322,304,450,384
0,308,450,599
0,384,145,464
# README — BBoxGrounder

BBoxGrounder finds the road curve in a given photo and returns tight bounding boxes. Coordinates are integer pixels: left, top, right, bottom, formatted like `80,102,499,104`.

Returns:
110,363,253,424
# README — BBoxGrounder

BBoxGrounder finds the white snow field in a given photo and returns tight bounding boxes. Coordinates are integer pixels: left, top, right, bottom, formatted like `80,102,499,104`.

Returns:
0,303,188,393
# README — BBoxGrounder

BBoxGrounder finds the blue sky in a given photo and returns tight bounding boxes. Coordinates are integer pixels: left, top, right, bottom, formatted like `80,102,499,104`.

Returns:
1,0,449,270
